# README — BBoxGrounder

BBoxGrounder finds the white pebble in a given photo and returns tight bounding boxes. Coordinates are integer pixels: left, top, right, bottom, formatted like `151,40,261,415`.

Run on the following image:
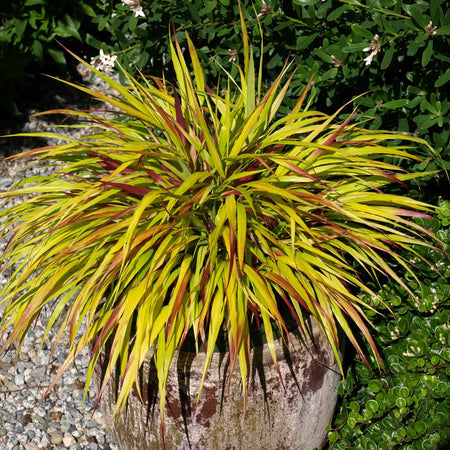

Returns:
50,431,64,445
63,433,77,447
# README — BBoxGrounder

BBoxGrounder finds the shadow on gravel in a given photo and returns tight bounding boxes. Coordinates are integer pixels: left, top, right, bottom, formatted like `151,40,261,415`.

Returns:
0,62,96,160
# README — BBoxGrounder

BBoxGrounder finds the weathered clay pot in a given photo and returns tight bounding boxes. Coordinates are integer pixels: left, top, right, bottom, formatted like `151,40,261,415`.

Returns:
98,316,341,450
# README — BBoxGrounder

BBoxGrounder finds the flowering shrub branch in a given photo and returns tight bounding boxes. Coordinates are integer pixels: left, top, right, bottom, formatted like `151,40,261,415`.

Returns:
121,0,145,18
363,34,381,66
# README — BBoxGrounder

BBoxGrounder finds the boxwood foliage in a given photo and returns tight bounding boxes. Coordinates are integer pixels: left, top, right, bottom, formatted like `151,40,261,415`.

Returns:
327,199,450,450
88,0,449,177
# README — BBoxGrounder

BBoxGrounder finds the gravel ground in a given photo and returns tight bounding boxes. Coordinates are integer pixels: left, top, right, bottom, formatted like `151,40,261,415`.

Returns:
0,68,119,450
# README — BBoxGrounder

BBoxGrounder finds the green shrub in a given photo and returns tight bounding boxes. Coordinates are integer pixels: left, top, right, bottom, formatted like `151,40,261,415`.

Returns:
0,0,99,114
89,0,450,176
328,199,450,449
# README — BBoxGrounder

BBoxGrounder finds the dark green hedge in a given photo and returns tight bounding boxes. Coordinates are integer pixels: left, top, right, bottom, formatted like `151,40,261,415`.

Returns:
86,0,450,176
0,0,99,114
3,1,449,176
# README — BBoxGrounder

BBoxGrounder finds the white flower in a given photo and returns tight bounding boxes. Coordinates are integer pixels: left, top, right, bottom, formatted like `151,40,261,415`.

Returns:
132,5,145,18
90,49,117,75
331,55,342,67
258,0,273,17
363,53,375,66
363,34,381,66
424,21,437,35
363,35,381,53
121,0,145,18
100,49,117,65
228,49,238,63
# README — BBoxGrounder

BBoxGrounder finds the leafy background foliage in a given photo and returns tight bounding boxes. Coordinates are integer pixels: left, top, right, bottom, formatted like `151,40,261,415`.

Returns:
0,0,99,114
3,0,450,172
86,0,450,178
327,201,450,449
2,0,449,181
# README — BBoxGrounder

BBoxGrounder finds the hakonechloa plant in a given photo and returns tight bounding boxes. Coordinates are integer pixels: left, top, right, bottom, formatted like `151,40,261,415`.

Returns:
0,14,439,430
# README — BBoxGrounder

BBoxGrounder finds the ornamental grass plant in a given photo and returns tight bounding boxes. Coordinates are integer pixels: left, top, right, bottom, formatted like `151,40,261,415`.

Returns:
0,13,441,431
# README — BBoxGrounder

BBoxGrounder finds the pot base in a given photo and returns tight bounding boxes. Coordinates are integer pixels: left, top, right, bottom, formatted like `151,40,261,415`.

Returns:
99,317,341,450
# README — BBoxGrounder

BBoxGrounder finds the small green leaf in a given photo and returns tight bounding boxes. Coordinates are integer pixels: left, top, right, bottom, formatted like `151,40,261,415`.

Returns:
430,355,440,365
78,3,96,17
435,412,447,425
313,47,331,63
407,41,420,57
328,431,340,443
435,69,450,87
296,33,319,50
342,43,369,53
382,416,398,430
430,0,444,26
98,15,109,32
420,117,438,129
320,68,338,81
436,24,450,35
443,349,450,362
351,24,374,40
14,19,27,39
383,99,408,109
366,399,379,413
199,0,217,15
128,15,138,33
347,417,357,428
327,5,349,21
31,39,44,62
267,53,283,69
24,0,46,5
137,51,150,69
414,420,427,434
349,401,360,412
47,48,66,66
399,387,410,398
381,45,394,70
54,25,81,40
85,33,103,50
422,40,433,67
368,380,382,393
407,4,429,27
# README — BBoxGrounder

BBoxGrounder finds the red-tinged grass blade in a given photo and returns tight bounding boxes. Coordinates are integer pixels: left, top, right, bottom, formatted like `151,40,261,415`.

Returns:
44,75,153,124
289,73,315,120
99,181,151,197
236,203,247,273
54,41,157,117
165,262,192,340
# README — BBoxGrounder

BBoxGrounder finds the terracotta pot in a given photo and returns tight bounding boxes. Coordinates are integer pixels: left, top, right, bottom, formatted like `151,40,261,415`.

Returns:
98,316,341,450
